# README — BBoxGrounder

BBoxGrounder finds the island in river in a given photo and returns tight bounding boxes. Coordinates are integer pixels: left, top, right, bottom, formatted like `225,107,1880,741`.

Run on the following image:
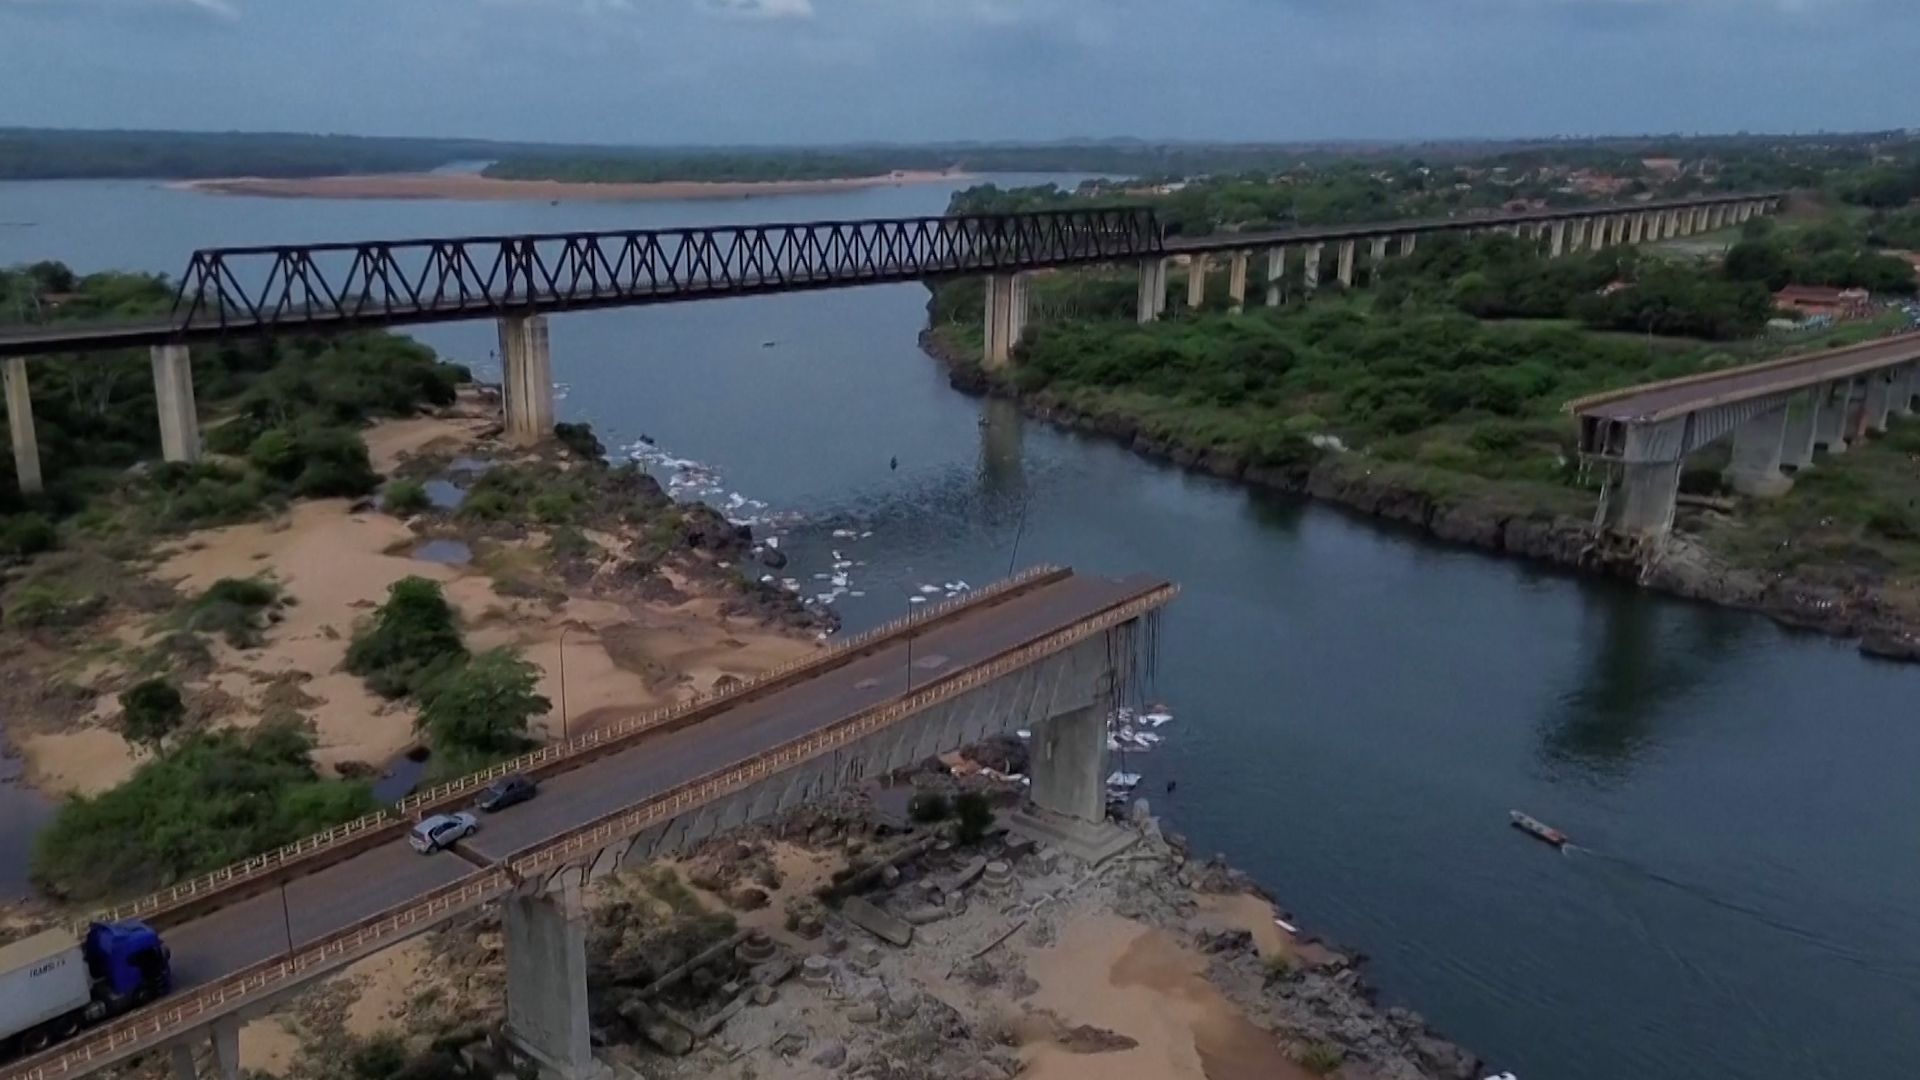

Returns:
174,169,967,202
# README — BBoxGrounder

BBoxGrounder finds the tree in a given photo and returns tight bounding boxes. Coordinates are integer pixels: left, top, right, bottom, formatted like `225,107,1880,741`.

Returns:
346,576,466,698
1723,240,1793,290
119,678,185,753
415,649,549,758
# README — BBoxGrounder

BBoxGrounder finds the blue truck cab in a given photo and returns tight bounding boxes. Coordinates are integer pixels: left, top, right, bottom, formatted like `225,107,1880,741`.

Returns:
83,921,172,1011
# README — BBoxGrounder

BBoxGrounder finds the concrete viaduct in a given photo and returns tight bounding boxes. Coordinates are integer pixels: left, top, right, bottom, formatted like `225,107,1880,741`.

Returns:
0,565,1176,1080
0,192,1778,495
1570,330,1920,540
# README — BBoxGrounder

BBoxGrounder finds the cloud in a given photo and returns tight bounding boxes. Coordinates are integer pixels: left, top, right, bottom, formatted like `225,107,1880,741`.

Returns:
700,0,813,18
0,0,239,18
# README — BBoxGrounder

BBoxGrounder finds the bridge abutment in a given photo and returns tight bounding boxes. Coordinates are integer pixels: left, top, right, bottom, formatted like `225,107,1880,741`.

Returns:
1608,460,1682,538
4,355,42,495
500,314,555,446
983,272,1030,368
151,344,201,463
505,877,596,1080
1723,405,1794,497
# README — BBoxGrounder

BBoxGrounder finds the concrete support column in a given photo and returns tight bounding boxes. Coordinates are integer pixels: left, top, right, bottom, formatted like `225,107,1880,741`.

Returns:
1368,236,1389,283
1227,250,1249,314
3,356,42,496
1264,247,1285,307
1029,704,1107,824
498,314,555,446
1136,257,1167,324
150,344,200,463
1590,217,1609,252
1864,373,1893,434
1186,255,1209,310
169,1021,241,1080
1609,460,1682,539
1723,405,1794,497
1780,389,1822,471
1629,213,1646,244
505,878,595,1080
1891,365,1917,416
1401,232,1418,256
1816,379,1854,453
1571,218,1590,252
1336,240,1356,289
983,271,1029,369
1549,221,1567,257
1303,243,1324,294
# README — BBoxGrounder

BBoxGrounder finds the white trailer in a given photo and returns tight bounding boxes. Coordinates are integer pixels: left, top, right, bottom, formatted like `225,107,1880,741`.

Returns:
0,929,91,1046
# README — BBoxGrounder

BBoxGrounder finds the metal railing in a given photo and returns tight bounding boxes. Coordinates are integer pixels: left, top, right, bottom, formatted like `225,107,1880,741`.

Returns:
90,565,1069,928
3,578,1177,1080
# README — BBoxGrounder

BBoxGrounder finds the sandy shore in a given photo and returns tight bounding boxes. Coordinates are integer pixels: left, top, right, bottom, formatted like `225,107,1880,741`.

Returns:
15,404,816,797
173,170,966,203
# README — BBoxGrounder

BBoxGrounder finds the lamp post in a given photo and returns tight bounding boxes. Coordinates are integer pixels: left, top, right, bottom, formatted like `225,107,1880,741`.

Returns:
557,624,572,742
278,882,295,961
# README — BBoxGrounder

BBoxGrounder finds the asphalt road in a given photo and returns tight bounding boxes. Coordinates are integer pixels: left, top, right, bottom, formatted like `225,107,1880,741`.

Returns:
1574,331,1920,423
158,571,1164,994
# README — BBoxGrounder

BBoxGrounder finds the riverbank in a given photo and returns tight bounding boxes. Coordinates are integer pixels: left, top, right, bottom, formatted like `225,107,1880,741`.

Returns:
921,328,1920,663
222,765,1484,1080
1,390,823,803
173,169,966,202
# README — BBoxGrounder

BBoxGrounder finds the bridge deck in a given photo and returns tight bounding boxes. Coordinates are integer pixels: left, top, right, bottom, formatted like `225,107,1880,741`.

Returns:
1570,331,1920,424
144,570,1162,997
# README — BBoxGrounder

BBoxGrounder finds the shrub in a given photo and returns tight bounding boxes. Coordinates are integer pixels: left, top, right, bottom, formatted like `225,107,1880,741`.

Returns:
529,490,577,524
553,422,605,462
31,723,375,902
345,577,466,699
1867,508,1920,542
908,791,951,823
459,489,516,522
119,678,185,753
5,582,101,629
188,576,281,647
247,428,302,483
0,513,57,558
383,479,431,516
415,648,549,758
953,791,995,845
1294,1041,1344,1076
290,427,380,498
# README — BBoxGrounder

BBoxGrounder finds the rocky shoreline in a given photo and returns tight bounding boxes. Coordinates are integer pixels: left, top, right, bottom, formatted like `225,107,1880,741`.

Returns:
923,329,1920,663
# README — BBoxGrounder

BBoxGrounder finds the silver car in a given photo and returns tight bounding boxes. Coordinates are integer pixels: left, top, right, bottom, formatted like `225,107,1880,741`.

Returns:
408,811,479,854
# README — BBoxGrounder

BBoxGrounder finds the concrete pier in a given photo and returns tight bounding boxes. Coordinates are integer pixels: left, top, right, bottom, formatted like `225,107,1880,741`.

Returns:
1723,406,1793,497
983,271,1029,369
1609,460,1682,539
1590,217,1609,252
169,1020,240,1080
1029,704,1106,824
1186,255,1208,310
151,344,200,463
1864,373,1893,434
499,314,555,446
1137,257,1167,323
1368,236,1389,283
3,356,41,495
1227,251,1249,313
1815,379,1853,453
1336,240,1356,289
1303,243,1323,294
1401,233,1417,256
505,879,595,1080
1548,220,1567,257
1264,247,1285,307
1779,389,1822,471
1629,213,1646,244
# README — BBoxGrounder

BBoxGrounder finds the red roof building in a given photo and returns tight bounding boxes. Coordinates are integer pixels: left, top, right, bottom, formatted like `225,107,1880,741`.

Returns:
1773,285,1871,319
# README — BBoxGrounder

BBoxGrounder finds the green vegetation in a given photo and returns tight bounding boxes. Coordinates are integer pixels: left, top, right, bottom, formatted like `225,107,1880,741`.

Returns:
345,576,466,699
415,649,548,762
31,722,376,902
185,576,283,648
1721,217,1918,295
908,791,951,824
118,678,185,754
1294,1041,1346,1076
382,478,432,516
953,790,995,845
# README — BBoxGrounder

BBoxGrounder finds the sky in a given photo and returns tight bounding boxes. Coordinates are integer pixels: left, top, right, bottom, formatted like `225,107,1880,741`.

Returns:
0,0,1913,146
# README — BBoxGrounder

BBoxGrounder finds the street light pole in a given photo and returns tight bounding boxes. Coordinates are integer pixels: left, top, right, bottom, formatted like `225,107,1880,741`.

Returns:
279,883,294,962
557,625,572,742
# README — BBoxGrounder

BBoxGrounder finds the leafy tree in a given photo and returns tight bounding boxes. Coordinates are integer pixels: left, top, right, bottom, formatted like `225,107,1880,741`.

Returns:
415,648,548,758
346,576,466,698
119,678,185,753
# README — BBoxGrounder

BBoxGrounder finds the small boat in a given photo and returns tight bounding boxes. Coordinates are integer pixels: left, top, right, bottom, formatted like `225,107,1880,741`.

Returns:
1509,811,1568,847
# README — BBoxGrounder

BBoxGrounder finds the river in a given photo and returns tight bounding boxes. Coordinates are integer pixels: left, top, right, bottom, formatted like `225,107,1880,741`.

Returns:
3,178,1918,1080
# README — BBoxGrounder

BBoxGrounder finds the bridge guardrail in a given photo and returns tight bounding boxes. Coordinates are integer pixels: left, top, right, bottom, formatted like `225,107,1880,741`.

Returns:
1565,329,1920,419
2,577,1177,1080
89,564,1071,929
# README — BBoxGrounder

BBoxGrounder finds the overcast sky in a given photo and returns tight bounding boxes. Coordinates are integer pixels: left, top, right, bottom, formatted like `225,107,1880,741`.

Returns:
0,0,1912,145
